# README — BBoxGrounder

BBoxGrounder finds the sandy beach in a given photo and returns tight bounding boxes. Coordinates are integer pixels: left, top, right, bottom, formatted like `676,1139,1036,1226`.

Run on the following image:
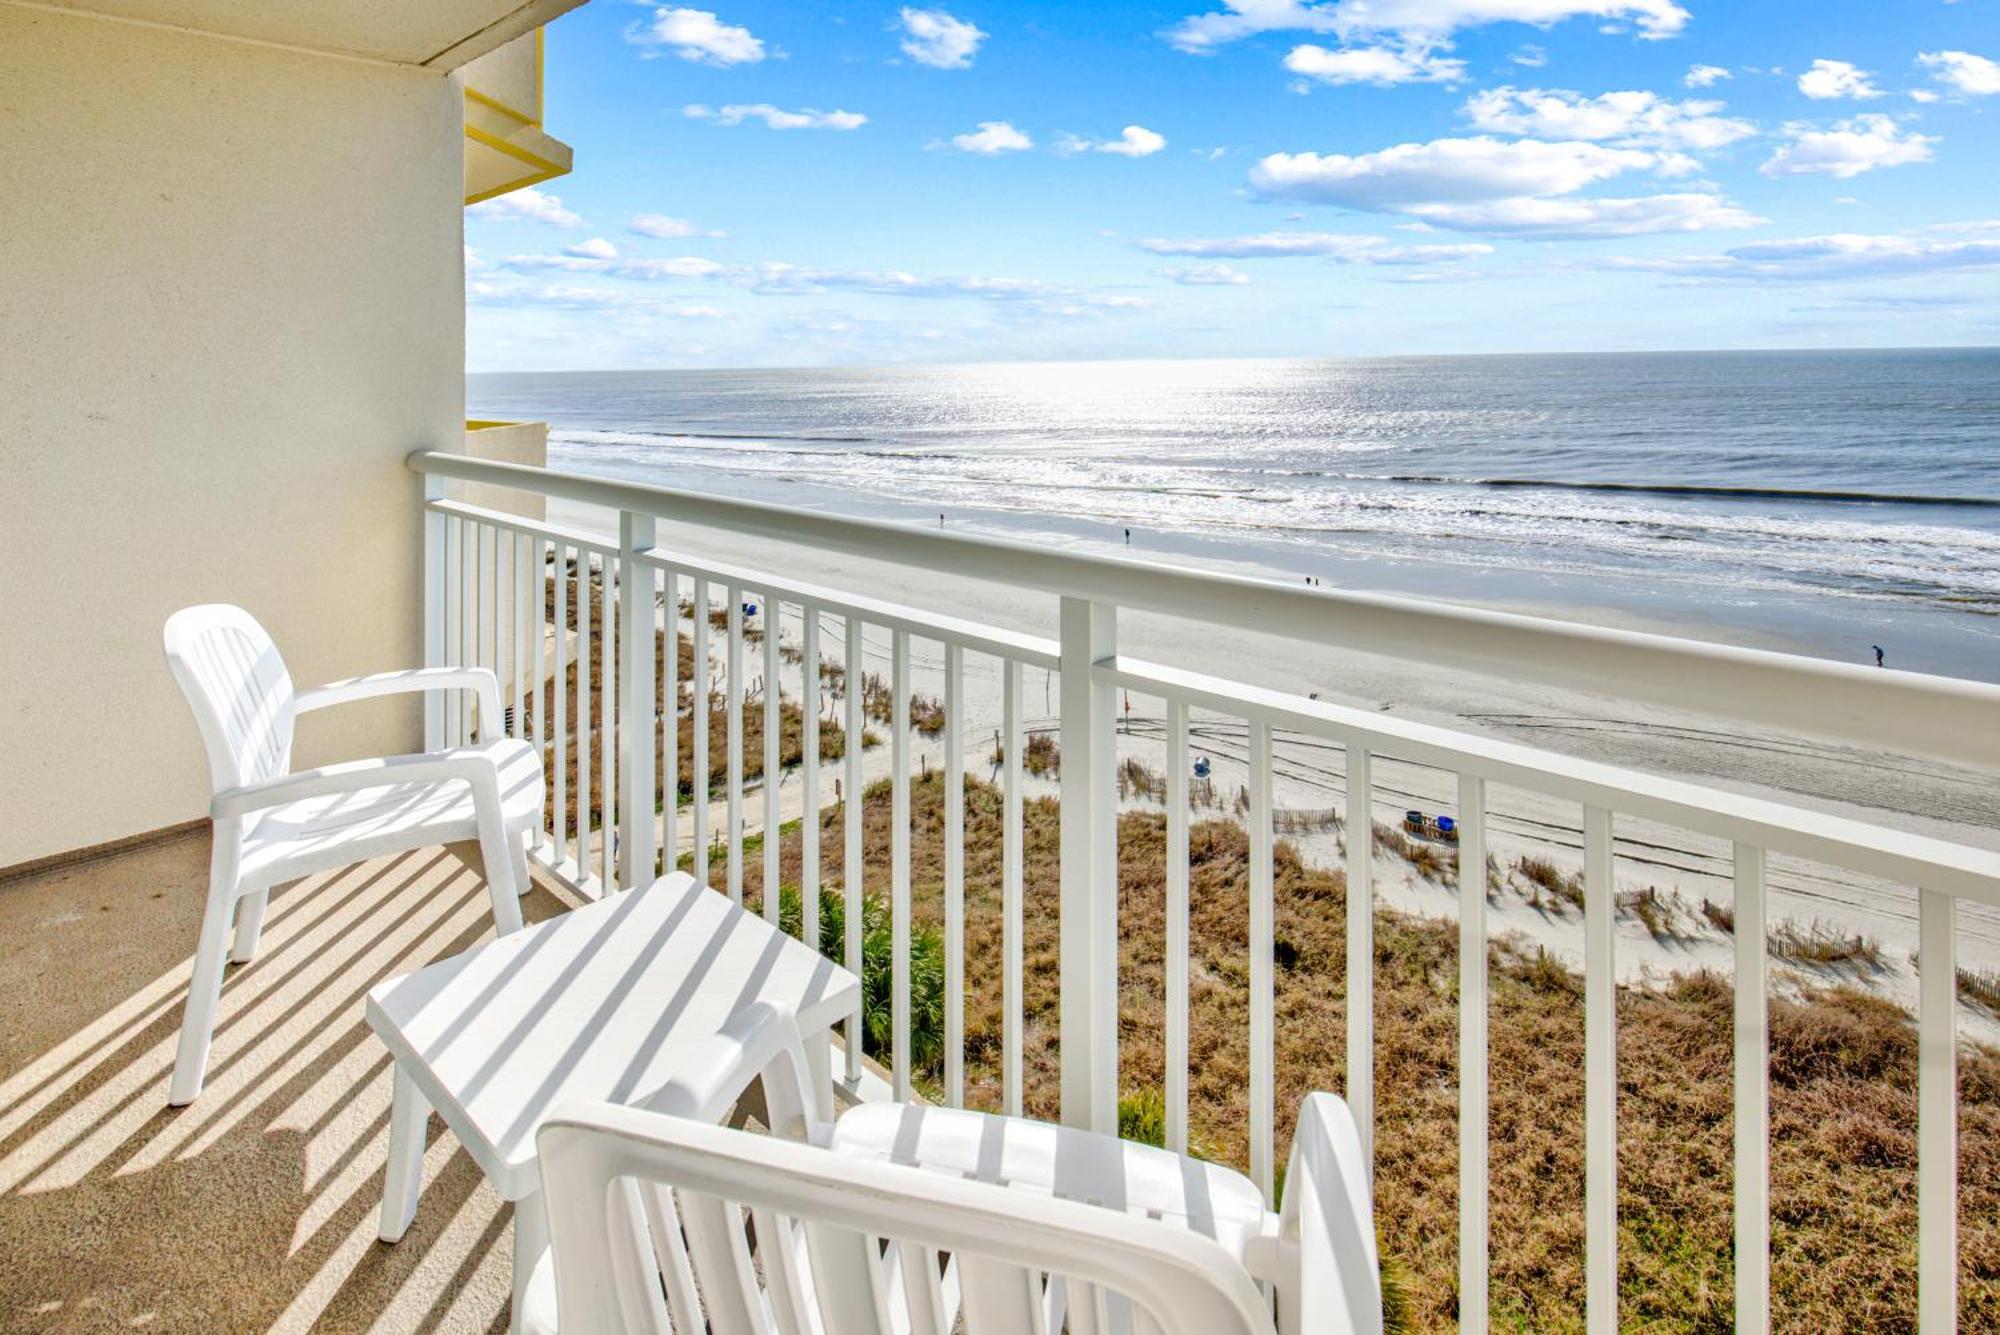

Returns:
547,495,2000,1041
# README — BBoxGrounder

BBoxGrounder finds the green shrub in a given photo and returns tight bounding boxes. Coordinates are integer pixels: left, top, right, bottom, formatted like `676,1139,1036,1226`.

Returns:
776,884,947,1080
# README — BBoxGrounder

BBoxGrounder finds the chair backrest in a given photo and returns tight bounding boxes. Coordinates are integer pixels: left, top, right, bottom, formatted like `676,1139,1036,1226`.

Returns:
162,604,296,796
1278,1093,1383,1335
537,1100,1276,1335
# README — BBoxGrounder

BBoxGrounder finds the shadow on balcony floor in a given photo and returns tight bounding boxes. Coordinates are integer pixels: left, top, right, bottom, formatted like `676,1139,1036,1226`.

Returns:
0,831,577,1331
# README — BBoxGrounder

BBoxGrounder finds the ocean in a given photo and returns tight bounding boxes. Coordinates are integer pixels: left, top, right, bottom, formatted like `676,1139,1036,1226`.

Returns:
469,348,2000,683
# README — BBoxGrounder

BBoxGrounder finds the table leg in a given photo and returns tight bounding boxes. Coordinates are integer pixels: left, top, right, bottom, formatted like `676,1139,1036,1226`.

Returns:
380,1063,429,1243
511,1190,550,1334
804,1029,835,1122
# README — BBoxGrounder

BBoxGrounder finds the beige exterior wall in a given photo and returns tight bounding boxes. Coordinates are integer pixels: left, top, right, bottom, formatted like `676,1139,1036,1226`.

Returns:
0,6,467,866
460,421,550,521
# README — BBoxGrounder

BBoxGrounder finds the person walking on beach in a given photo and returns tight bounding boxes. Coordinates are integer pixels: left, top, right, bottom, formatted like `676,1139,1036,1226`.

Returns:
1873,644,1886,667
1124,527,1130,545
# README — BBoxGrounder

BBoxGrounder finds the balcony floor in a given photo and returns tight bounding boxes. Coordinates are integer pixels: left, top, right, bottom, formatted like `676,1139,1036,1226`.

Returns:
0,831,577,1331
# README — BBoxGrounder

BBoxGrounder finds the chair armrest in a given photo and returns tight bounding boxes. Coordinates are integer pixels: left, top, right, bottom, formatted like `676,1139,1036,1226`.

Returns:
639,1001,825,1143
296,668,505,742
211,749,504,820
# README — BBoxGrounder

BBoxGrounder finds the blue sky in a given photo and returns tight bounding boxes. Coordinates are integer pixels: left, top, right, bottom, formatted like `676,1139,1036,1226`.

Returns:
466,0,2000,370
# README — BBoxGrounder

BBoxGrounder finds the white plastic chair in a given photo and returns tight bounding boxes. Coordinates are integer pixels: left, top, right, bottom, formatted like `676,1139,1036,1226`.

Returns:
524,1003,1381,1335
162,603,545,1105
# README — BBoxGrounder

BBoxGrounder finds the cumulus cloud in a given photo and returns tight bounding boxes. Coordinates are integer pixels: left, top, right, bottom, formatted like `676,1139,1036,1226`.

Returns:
899,8,987,69
1164,0,1690,55
1683,63,1730,88
1606,226,2000,282
1057,125,1168,156
1463,86,1754,150
1138,230,1494,261
629,214,725,239
1760,116,1936,178
1251,137,1656,209
626,8,766,65
1797,59,1882,100
1248,137,1760,236
684,103,868,130
942,120,1034,154
566,238,619,261
467,188,584,227
1918,50,2000,97
1283,42,1464,85
1157,263,1253,285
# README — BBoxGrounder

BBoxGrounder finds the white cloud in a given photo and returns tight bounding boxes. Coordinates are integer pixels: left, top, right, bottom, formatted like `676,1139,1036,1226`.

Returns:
943,121,1034,154
1247,136,1760,236
1157,263,1253,285
1683,63,1730,88
1283,42,1464,85
1761,115,1936,178
629,214,725,240
1463,86,1754,150
1918,50,2000,97
898,8,987,69
1137,230,1494,261
1059,125,1169,156
566,237,619,260
1511,44,1548,67
1250,136,1656,209
627,8,766,65
684,103,868,130
1414,192,1761,235
1909,88,1940,104
1797,59,1882,100
467,187,583,228
1163,0,1690,55
1607,226,2000,282
614,257,733,281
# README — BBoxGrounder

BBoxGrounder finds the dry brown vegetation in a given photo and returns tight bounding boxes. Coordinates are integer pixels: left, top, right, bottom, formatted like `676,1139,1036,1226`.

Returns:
729,772,1998,1333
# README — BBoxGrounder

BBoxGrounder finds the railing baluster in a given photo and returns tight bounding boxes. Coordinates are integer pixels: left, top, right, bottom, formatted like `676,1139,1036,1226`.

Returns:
530,536,546,853
601,549,617,892
1459,771,1489,1335
843,615,866,1084
661,567,678,879
443,515,460,747
480,522,495,700
1345,744,1373,1171
553,544,569,867
422,476,446,752
727,583,744,907
764,595,782,924
1003,657,1025,1117
1918,887,1957,1335
1166,697,1190,1155
511,533,526,740
944,642,966,1109
1249,720,1275,1201
1584,804,1617,1335
1733,842,1768,1335
796,611,820,955
693,578,710,890
575,551,593,888
891,629,913,1102
802,607,820,951
460,518,475,742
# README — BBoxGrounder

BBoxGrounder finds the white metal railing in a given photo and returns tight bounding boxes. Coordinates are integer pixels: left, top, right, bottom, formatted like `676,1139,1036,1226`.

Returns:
412,449,2000,1333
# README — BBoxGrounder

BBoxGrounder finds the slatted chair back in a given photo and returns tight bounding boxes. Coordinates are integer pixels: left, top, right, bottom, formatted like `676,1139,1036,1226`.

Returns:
163,603,297,795
536,1100,1277,1335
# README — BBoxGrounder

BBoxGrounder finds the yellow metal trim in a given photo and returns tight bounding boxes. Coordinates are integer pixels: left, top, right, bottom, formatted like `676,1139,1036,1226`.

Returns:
465,123,564,175
466,419,522,430
465,85,537,127
465,164,563,205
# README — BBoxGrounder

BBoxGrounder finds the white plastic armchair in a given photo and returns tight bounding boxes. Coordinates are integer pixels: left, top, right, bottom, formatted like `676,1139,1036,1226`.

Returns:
523,1002,1382,1335
161,604,545,1105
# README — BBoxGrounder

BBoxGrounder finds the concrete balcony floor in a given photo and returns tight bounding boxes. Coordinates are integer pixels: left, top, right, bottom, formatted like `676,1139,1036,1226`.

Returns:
0,832,577,1331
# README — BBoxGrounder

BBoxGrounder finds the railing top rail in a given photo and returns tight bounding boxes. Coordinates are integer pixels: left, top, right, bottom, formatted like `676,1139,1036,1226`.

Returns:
409,450,2000,769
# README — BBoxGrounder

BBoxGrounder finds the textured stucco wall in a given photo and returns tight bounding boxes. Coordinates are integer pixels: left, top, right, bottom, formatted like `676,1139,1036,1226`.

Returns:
0,6,466,866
